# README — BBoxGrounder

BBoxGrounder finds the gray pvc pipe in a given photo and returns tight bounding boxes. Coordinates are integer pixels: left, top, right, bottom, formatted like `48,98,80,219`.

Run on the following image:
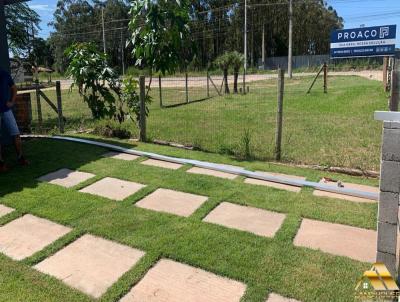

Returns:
22,135,379,201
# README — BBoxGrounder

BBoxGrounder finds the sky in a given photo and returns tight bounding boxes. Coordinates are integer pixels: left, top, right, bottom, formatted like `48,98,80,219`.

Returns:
29,0,400,46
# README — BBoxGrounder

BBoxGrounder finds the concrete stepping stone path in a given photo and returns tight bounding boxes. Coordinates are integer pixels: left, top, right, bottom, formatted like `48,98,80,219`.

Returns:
313,180,378,203
120,259,246,302
0,204,14,218
135,188,208,217
141,159,183,170
38,168,95,188
203,202,286,238
266,293,301,302
35,234,145,299
293,219,376,262
79,177,146,201
244,172,305,193
0,214,71,260
102,151,140,161
187,167,238,179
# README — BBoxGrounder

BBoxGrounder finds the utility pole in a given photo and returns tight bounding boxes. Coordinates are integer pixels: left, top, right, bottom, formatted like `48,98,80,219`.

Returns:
102,7,106,54
262,23,265,69
120,31,125,75
243,0,247,94
288,0,293,78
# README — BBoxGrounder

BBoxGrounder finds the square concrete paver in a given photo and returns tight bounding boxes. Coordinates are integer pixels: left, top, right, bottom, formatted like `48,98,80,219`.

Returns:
79,177,146,201
0,214,71,260
266,293,301,302
141,159,183,170
293,219,376,262
313,180,378,203
35,234,145,299
203,202,286,238
244,171,305,193
38,168,95,188
120,259,246,302
135,188,208,217
103,151,140,161
0,204,14,218
187,167,238,179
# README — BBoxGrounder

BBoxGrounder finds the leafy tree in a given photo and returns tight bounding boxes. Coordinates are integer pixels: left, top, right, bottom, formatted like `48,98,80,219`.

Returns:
5,3,40,57
65,43,121,120
28,38,54,68
128,0,194,76
50,0,97,72
214,53,231,94
121,76,151,125
228,51,244,94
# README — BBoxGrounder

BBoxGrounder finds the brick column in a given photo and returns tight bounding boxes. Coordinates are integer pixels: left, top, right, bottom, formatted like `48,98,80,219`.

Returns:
377,121,400,278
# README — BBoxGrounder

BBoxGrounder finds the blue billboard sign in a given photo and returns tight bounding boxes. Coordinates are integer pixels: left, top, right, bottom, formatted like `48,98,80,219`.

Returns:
330,25,397,59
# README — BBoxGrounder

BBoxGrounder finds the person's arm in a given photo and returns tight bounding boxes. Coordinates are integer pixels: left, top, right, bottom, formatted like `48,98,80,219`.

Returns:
6,85,17,108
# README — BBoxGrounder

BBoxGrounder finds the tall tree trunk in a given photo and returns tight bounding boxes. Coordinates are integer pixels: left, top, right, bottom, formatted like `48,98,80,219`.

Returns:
233,68,239,94
224,68,230,94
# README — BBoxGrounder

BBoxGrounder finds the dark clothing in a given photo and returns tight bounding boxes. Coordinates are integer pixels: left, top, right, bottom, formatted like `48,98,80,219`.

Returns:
0,69,14,113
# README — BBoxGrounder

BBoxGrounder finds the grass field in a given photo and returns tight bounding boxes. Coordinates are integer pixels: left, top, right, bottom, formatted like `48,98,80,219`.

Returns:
29,75,387,171
0,137,379,302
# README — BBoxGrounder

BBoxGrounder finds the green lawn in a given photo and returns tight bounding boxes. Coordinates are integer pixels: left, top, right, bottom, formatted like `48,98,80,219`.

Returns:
0,137,378,302
29,75,387,171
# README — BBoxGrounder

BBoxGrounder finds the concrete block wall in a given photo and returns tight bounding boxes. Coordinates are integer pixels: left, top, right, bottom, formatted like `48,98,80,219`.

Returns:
377,121,400,278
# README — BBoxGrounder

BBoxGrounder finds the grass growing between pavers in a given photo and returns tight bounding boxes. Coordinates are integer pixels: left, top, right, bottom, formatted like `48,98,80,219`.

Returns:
31,75,387,170
0,138,379,302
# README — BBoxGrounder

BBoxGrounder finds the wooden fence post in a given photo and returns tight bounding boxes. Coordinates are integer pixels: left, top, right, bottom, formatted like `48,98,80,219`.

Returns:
159,74,163,108
207,70,210,98
55,81,64,133
383,56,389,91
390,59,399,112
139,75,147,142
35,80,42,131
324,64,327,93
185,72,189,103
275,69,284,160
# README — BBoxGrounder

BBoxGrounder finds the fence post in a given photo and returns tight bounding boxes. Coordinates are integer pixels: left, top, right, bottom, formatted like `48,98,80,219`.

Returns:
323,62,328,94
55,81,64,133
139,75,147,142
275,68,284,161
159,74,163,108
207,70,210,98
185,72,189,103
390,59,399,111
35,80,43,131
383,56,389,91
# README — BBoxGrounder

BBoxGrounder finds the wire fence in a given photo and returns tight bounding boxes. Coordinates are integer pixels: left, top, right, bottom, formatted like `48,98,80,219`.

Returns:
14,67,387,172
11,0,393,172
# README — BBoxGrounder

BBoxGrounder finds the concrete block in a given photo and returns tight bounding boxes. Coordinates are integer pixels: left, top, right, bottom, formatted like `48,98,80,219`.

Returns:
376,251,397,278
384,121,400,129
377,222,398,254
266,293,301,302
382,129,400,161
378,192,399,224
120,259,246,302
203,202,286,238
35,234,145,299
293,219,376,262
0,205,14,218
380,161,400,193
